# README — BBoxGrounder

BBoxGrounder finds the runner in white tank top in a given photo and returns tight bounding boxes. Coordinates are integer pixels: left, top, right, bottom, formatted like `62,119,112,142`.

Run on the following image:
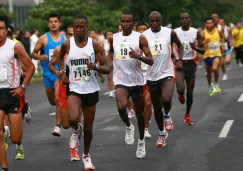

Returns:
174,13,204,125
143,11,183,147
0,14,35,170
58,14,111,171
103,31,115,98
136,22,152,139
108,12,153,159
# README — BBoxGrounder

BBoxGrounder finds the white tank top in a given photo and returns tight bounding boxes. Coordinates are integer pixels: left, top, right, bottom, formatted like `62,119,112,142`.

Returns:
174,27,198,60
112,31,144,86
104,39,110,56
0,38,21,89
143,27,175,81
66,37,100,94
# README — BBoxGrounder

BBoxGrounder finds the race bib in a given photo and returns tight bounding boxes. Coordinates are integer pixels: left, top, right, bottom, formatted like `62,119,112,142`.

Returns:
221,42,228,50
149,39,166,56
49,49,54,61
0,64,8,83
72,65,92,82
182,41,193,57
115,42,132,60
208,43,220,53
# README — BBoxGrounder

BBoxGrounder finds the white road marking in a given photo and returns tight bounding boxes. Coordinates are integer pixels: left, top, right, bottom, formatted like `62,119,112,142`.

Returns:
219,120,234,138
238,94,243,102
49,112,56,116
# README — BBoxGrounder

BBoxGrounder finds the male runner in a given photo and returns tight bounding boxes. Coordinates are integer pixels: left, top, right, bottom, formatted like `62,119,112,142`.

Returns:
49,25,74,129
136,22,152,138
174,13,204,125
58,14,111,170
0,14,35,171
232,22,243,66
219,18,232,80
108,12,153,158
202,17,225,96
32,13,65,136
143,11,183,147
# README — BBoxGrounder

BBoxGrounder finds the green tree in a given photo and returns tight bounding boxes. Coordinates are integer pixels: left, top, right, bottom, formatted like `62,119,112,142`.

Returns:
0,7,14,22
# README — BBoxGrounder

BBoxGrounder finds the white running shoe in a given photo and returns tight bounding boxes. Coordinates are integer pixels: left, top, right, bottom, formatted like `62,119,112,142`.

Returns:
222,74,228,81
52,126,61,136
125,123,135,145
144,129,152,139
69,123,82,149
136,138,146,159
128,109,135,119
108,91,115,98
82,154,95,170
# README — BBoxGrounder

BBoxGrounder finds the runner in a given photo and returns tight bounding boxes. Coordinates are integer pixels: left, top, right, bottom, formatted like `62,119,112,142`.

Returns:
143,11,183,146
0,14,35,171
219,18,232,80
136,22,152,138
103,30,115,98
232,22,243,66
49,25,74,130
174,13,204,125
108,12,153,158
202,17,225,96
58,14,111,170
32,13,65,136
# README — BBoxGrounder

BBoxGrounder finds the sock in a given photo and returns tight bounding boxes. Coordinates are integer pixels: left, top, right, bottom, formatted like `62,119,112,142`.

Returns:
2,168,8,171
159,130,166,136
73,124,81,134
4,126,9,136
164,112,171,118
16,144,23,148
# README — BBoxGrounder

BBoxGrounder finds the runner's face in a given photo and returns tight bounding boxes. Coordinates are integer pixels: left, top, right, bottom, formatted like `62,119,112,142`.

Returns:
180,14,190,27
66,27,74,39
106,31,113,40
149,16,161,32
212,14,219,23
73,19,88,37
89,31,96,39
206,20,214,30
120,15,134,33
0,21,7,42
48,17,61,31
219,19,225,26
137,25,148,33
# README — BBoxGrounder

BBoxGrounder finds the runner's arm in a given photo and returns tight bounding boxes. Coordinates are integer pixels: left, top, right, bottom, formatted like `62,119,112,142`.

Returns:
58,39,69,72
171,30,183,60
92,40,111,74
49,46,60,78
32,35,48,61
138,35,153,66
15,43,35,86
192,30,205,54
107,39,114,68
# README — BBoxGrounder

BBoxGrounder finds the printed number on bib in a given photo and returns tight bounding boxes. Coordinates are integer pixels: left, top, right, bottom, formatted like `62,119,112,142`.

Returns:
208,43,219,53
49,49,54,61
222,43,228,50
149,39,165,56
72,65,91,82
182,41,192,57
116,43,132,60
0,64,8,83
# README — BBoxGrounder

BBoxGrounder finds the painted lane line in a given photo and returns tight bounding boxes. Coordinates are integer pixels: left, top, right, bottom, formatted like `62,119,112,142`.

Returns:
219,120,234,138
238,94,243,102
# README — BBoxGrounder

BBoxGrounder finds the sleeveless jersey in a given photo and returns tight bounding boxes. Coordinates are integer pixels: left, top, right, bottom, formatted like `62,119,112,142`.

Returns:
0,38,21,89
42,32,65,75
66,37,100,94
112,31,144,86
174,27,197,60
104,39,110,56
143,27,174,81
221,26,230,50
204,28,222,58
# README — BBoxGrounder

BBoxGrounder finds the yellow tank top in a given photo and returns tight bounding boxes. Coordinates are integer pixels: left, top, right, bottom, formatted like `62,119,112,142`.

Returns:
204,28,222,58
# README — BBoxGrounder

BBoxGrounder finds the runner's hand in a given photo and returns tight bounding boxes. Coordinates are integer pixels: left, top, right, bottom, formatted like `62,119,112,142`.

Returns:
40,55,48,62
189,42,196,50
11,87,25,98
54,70,61,78
87,62,96,70
175,59,183,69
129,47,140,59
61,75,69,85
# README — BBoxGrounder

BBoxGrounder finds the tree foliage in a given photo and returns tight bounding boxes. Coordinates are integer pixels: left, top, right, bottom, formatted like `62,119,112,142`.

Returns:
0,7,14,22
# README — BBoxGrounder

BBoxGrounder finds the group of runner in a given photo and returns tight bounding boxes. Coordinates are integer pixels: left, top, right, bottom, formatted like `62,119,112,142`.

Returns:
0,9,239,171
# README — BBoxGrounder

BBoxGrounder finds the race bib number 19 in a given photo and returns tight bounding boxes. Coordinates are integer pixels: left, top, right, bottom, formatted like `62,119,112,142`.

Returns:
116,43,132,60
49,49,54,61
72,65,91,82
0,64,8,83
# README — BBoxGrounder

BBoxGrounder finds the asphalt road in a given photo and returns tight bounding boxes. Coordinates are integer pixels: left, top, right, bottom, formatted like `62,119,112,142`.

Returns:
5,62,243,171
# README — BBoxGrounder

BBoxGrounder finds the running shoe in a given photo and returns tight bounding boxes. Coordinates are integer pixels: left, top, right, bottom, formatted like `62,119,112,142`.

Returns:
178,94,185,104
15,146,24,160
156,131,168,147
70,148,80,161
164,114,173,131
184,114,194,125
209,83,215,96
144,129,152,139
136,138,146,159
215,84,221,93
69,123,82,149
125,123,135,145
82,154,95,170
128,109,135,119
52,126,61,136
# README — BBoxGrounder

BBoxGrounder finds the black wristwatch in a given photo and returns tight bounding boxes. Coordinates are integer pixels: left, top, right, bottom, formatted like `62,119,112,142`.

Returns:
21,84,27,90
94,64,100,71
140,55,143,60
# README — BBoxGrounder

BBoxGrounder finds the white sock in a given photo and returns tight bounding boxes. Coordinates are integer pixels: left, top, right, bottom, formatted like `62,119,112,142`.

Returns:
4,126,9,136
16,144,23,148
159,130,166,136
73,124,81,133
165,112,171,117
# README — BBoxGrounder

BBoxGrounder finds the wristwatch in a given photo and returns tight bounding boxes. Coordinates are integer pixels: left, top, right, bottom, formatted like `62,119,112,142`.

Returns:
60,70,66,75
94,64,100,71
140,55,143,60
21,84,27,90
